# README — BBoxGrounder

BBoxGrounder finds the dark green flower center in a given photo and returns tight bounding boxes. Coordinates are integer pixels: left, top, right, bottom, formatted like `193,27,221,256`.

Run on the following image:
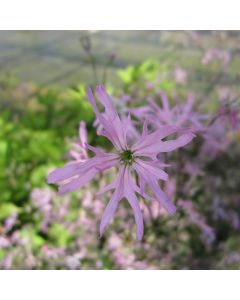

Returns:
119,149,134,165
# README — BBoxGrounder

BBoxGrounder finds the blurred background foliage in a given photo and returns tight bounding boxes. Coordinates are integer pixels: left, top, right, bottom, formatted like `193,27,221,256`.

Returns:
0,31,240,269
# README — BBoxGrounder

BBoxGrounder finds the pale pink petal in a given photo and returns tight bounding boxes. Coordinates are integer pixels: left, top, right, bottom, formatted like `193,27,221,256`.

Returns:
99,190,120,237
96,85,117,119
176,96,194,126
123,168,144,240
130,106,152,120
135,159,169,181
141,119,149,138
126,191,144,240
160,91,170,112
79,121,88,152
132,125,179,153
94,156,119,171
86,144,105,156
86,86,128,150
150,180,177,214
69,150,82,161
86,86,101,117
48,154,118,186
47,161,86,184
58,168,97,195
134,132,195,157
134,163,176,214
99,167,125,236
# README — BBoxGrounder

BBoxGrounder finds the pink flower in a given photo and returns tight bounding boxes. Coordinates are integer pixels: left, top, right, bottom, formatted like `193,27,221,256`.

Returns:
202,48,231,69
134,91,197,131
47,85,196,240
173,67,188,84
69,121,88,161
4,213,17,232
201,120,230,157
0,236,11,248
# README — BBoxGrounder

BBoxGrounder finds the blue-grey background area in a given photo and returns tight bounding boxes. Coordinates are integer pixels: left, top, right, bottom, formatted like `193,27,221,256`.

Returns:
1,30,239,87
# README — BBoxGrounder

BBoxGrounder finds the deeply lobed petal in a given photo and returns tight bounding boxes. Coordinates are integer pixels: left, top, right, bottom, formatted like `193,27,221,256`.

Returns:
86,86,128,150
47,153,118,195
135,159,169,181
132,125,180,153
134,161,177,215
58,167,97,195
79,121,88,155
134,132,196,158
99,166,144,240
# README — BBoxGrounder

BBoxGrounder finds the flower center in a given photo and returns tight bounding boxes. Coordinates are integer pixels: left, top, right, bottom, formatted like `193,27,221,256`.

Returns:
119,149,135,165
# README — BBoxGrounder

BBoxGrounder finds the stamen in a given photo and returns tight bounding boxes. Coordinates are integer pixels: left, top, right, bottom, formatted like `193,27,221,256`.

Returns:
119,149,135,165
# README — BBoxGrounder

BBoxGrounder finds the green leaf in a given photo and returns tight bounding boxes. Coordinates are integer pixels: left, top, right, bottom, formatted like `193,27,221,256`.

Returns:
0,203,20,221
20,228,45,250
48,223,73,247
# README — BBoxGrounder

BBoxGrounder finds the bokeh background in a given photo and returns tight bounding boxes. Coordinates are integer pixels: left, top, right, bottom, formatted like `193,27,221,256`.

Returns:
0,30,240,269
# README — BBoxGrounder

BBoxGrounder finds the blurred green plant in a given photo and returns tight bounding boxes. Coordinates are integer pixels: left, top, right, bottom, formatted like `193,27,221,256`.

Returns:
118,59,175,93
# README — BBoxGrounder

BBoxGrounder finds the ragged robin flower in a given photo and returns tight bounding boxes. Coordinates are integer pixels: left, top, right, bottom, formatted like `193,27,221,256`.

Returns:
47,85,196,240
